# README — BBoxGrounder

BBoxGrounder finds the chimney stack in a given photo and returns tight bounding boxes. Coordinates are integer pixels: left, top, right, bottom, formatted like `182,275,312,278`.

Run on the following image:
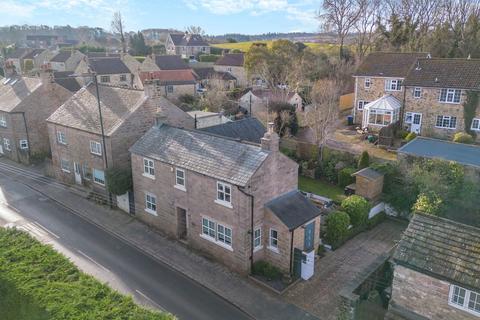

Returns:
40,63,55,88
261,122,279,152
3,61,17,78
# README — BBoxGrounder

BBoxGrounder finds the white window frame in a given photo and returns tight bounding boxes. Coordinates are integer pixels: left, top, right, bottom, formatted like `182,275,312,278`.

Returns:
144,192,157,216
89,141,102,156
385,79,403,91
100,75,110,83
200,217,233,251
358,100,369,110
439,88,461,104
435,115,457,129
449,284,480,316
413,87,422,98
367,108,399,126
19,139,28,150
215,181,232,208
268,228,279,253
82,163,91,180
119,74,127,82
364,78,371,89
174,168,186,191
93,168,105,186
60,158,70,173
3,138,10,151
0,114,6,127
253,226,262,252
56,131,67,145
471,118,480,131
143,158,155,179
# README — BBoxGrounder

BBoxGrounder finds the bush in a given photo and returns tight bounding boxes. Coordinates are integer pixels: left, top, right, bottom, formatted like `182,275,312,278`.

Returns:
357,151,370,169
367,212,387,229
453,132,474,144
405,132,417,142
396,129,409,139
338,167,356,188
210,47,223,55
199,54,220,62
325,211,350,246
341,195,370,227
251,261,282,280
106,168,132,195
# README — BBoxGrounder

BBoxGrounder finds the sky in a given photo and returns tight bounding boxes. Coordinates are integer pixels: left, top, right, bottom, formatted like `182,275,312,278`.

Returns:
0,0,320,35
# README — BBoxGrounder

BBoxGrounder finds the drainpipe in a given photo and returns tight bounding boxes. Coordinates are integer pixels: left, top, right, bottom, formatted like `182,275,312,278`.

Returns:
289,229,295,276
238,186,254,272
400,81,407,128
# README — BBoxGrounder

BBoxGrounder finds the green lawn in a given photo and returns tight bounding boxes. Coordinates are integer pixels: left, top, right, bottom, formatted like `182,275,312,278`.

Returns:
299,176,346,203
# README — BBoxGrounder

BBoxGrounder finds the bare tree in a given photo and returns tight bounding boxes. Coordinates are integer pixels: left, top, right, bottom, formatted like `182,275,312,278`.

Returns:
186,26,205,36
111,11,126,54
355,0,383,60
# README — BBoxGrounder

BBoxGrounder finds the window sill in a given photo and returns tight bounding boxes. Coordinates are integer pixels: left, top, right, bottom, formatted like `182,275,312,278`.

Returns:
142,173,155,180
448,301,480,317
267,246,279,254
93,181,105,186
174,184,186,192
253,245,263,253
61,169,70,173
200,233,233,251
434,126,457,130
90,152,102,157
145,208,158,216
438,101,461,104
214,199,233,209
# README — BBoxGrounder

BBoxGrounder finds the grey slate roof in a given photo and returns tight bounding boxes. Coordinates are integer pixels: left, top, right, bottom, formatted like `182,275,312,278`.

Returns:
7,48,30,59
193,67,237,81
23,49,45,60
265,190,321,230
215,53,244,67
353,167,384,180
200,118,266,143
170,33,209,47
89,58,130,75
87,52,121,59
50,51,72,63
130,125,269,186
154,55,190,70
354,52,429,78
0,77,42,112
54,71,82,93
398,137,480,168
393,214,480,290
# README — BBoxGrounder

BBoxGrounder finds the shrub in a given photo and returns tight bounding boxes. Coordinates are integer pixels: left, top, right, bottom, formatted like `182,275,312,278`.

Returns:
210,47,223,55
341,195,370,227
357,151,370,169
178,93,197,105
325,211,350,246
453,132,474,144
251,260,282,280
396,129,409,139
105,168,132,195
405,132,417,142
338,167,356,188
412,191,443,215
199,54,220,62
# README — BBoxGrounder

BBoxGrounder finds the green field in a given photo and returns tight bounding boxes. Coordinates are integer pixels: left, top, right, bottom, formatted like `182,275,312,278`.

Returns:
212,41,340,53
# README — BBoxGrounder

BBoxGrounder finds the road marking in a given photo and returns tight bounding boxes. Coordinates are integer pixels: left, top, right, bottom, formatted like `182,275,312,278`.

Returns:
32,221,60,239
77,250,111,273
135,289,166,311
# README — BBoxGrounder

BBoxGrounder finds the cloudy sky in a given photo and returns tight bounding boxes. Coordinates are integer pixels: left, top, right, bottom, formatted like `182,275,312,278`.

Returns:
1,0,320,35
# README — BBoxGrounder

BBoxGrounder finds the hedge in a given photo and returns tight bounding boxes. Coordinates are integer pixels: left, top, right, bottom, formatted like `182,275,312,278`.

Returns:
453,132,474,144
0,228,173,320
341,195,370,227
338,167,356,188
405,132,417,142
357,151,370,169
251,260,282,280
325,211,350,246
106,167,133,195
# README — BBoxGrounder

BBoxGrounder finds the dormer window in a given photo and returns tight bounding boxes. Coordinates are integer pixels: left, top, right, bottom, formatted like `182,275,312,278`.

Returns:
385,79,402,91
364,78,371,89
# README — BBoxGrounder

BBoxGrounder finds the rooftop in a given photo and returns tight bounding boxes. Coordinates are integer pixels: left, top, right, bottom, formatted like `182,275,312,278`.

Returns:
200,118,266,144
130,124,269,186
193,67,237,81
86,52,121,59
0,77,42,112
154,55,190,70
6,48,30,59
398,137,480,168
50,51,73,63
23,49,46,60
393,213,480,291
215,53,244,67
53,71,82,93
89,58,131,75
353,167,384,180
364,95,402,111
139,70,196,85
354,52,429,78
169,33,209,47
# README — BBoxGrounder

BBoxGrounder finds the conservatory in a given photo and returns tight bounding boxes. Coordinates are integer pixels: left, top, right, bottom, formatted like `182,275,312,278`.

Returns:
362,95,401,129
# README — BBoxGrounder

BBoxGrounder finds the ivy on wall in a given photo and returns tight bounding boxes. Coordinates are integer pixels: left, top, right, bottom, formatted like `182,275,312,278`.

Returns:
463,90,479,136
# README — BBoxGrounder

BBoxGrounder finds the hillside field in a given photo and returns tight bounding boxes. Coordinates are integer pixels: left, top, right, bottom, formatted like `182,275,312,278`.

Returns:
212,41,340,53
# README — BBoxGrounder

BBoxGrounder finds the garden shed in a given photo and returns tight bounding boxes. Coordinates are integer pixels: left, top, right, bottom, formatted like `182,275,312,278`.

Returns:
352,167,384,202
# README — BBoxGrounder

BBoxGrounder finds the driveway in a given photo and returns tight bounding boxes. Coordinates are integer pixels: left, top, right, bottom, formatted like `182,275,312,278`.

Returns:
284,219,406,320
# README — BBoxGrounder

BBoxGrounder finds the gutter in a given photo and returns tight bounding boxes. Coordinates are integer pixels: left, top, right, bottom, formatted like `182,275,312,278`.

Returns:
238,186,254,272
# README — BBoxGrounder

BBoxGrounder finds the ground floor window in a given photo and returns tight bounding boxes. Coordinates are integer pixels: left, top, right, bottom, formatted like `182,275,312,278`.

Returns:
471,118,480,131
145,193,157,215
358,100,369,110
60,159,70,173
436,115,457,129
19,139,28,149
3,138,10,151
449,285,480,316
367,109,399,126
82,163,91,180
201,217,233,249
254,227,262,250
269,229,279,252
93,168,105,186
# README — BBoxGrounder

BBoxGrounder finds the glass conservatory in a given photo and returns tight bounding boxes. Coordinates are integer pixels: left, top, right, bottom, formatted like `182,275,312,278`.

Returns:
362,95,401,129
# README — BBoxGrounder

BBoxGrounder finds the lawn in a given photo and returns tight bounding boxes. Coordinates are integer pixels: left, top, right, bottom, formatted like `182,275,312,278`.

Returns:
0,228,174,320
212,41,340,53
298,176,346,203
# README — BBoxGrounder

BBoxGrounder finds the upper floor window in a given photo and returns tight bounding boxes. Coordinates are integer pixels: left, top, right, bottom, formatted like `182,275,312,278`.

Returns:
439,88,461,104
3,138,10,151
19,139,28,150
364,78,371,89
57,131,67,145
175,168,186,190
143,158,155,178
100,75,110,83
471,118,480,131
358,100,369,110
385,79,402,91
216,181,232,207
413,87,422,98
145,193,157,215
449,284,480,316
0,114,7,127
119,74,127,82
89,141,102,156
167,85,174,93
436,115,457,129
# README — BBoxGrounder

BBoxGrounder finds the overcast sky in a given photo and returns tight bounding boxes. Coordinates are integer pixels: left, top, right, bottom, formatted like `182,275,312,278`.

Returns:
0,0,320,35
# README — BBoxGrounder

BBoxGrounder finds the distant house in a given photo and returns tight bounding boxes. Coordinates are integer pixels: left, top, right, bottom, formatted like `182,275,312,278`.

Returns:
387,214,480,320
53,71,82,93
239,89,303,115
165,33,210,58
75,57,134,87
214,53,247,87
0,68,72,164
4,48,31,74
26,35,59,48
22,49,55,73
200,117,266,143
187,110,231,129
139,70,196,99
49,50,85,72
193,67,237,90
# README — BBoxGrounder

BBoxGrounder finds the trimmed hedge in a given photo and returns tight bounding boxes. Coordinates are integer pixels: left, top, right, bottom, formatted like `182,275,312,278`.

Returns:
338,167,356,188
325,211,350,246
0,228,173,320
341,195,370,227
405,132,417,142
106,168,132,195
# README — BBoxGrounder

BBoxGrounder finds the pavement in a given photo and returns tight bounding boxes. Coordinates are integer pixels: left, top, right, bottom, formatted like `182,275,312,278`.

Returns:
0,159,316,320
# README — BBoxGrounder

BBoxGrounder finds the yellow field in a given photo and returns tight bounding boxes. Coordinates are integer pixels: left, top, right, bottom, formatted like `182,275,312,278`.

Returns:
212,41,339,53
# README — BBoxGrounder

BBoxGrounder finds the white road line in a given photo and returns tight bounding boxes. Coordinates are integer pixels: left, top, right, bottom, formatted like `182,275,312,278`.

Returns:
135,289,166,311
77,249,111,273
32,221,60,239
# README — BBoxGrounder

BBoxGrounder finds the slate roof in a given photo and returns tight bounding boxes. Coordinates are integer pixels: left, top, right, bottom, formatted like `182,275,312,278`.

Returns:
47,83,146,136
89,58,131,75
201,118,266,143
0,77,42,112
193,67,237,81
50,51,72,63
130,125,269,186
86,52,121,59
215,53,244,67
6,48,30,59
265,190,321,230
398,137,480,168
139,70,196,85
393,213,480,290
154,55,190,70
23,49,45,60
404,58,480,89
250,89,299,102
354,52,429,78
353,167,384,180
169,33,209,47
54,71,82,93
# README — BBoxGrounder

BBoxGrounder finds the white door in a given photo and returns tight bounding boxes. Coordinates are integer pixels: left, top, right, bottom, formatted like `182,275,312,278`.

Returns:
411,113,422,134
73,162,82,185
301,250,315,280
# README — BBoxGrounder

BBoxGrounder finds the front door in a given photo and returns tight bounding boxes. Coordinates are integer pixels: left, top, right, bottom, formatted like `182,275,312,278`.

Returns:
73,162,82,185
410,113,422,134
176,207,187,240
304,221,315,252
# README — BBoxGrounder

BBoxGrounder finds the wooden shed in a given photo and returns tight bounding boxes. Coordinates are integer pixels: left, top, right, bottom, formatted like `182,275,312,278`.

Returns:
352,167,384,201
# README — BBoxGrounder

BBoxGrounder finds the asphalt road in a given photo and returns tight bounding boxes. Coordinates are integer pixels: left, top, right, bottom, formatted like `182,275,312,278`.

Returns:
0,172,251,320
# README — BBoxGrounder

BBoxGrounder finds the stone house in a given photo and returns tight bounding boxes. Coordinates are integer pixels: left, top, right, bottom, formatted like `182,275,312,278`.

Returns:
352,52,428,129
46,81,193,191
193,67,237,90
3,48,31,74
75,57,134,88
130,121,321,276
49,50,85,72
239,89,303,116
403,58,480,140
186,110,231,129
139,70,196,99
22,49,55,73
140,54,190,72
214,53,247,87
0,69,72,164
165,33,210,58
386,213,480,320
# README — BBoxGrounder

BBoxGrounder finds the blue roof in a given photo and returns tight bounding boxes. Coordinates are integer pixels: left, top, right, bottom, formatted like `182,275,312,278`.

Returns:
398,137,480,168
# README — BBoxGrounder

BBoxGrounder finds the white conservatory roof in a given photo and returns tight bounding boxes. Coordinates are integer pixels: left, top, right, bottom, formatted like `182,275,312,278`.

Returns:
364,95,401,111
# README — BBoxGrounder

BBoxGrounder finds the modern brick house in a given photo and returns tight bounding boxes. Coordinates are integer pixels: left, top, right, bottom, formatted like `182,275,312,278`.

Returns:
214,53,247,87
403,58,480,140
130,120,321,277
46,80,193,190
49,50,85,72
386,214,480,320
0,68,72,164
165,33,210,58
139,70,196,99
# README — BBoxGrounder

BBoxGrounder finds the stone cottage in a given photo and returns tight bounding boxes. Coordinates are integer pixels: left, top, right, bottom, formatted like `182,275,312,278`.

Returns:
49,50,85,72
139,70,196,100
75,57,134,88
214,53,247,87
165,33,210,58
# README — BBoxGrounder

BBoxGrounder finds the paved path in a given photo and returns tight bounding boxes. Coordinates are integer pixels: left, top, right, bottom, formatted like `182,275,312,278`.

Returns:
0,159,316,320
284,219,406,320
